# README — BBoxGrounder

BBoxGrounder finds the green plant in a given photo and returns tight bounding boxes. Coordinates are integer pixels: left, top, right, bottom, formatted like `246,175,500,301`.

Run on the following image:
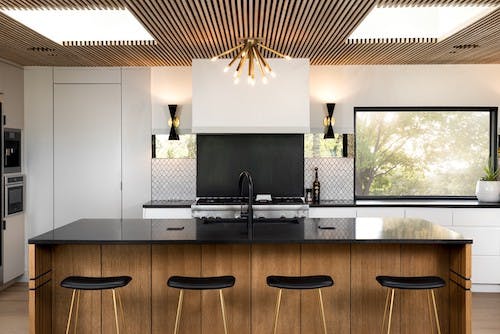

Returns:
481,159,500,181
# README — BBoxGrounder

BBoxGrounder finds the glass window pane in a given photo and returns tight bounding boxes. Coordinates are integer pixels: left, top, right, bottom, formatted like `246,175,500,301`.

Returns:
355,110,491,197
304,133,346,158
155,134,196,159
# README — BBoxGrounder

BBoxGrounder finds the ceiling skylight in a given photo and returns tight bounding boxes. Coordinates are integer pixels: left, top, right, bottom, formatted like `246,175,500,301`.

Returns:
347,5,498,43
0,8,155,46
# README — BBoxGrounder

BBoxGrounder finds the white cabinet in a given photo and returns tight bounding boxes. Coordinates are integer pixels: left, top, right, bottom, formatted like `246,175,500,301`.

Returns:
405,208,453,226
121,68,152,218
356,207,405,217
54,83,122,228
143,208,192,219
451,208,500,288
309,207,356,218
3,214,25,282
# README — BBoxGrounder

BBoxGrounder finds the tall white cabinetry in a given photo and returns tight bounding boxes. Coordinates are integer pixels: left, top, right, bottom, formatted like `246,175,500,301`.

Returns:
25,67,152,236
53,81,122,227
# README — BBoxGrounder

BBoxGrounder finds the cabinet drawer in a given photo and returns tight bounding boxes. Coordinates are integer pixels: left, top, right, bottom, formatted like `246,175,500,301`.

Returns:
143,208,192,219
356,207,405,217
452,227,500,256
471,256,500,284
404,208,453,226
308,207,356,218
452,208,500,227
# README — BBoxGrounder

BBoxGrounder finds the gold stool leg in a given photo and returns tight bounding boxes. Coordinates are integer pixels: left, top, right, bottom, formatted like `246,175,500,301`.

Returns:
431,290,442,334
317,289,328,334
173,289,184,334
427,290,435,333
381,288,391,334
65,289,77,334
73,290,81,334
219,290,229,334
117,290,125,330
386,289,395,334
112,289,120,334
272,289,283,334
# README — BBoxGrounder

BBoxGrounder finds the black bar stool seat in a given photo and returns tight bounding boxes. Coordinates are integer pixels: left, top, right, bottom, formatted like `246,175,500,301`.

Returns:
376,275,446,334
167,275,236,334
376,275,445,290
267,275,334,290
266,275,334,334
167,275,235,290
61,275,132,334
61,276,132,290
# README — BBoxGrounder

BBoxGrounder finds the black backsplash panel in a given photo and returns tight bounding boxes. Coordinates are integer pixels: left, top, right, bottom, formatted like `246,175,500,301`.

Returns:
197,134,304,197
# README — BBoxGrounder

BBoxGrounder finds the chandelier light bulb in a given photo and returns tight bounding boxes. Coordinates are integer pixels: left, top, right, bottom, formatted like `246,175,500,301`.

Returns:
210,38,290,85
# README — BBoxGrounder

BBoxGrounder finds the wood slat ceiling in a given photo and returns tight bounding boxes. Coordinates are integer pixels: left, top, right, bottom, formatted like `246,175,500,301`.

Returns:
0,0,499,66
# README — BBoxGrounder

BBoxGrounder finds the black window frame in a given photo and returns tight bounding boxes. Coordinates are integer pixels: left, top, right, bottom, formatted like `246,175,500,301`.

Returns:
354,106,498,200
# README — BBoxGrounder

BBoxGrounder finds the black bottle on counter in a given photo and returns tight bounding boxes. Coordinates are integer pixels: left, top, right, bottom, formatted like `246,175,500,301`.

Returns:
312,167,320,203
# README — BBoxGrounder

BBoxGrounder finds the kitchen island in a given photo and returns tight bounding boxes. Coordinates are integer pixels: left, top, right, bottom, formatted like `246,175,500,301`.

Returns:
29,217,471,334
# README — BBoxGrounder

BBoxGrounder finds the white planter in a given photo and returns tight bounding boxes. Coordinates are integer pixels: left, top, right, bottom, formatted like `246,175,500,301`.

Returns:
476,180,500,202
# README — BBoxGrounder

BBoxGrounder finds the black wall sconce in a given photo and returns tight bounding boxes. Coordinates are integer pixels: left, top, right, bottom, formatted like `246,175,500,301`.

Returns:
168,104,180,140
323,103,335,139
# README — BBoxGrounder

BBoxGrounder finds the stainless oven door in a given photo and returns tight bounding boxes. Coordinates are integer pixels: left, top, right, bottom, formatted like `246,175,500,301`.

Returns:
5,182,24,216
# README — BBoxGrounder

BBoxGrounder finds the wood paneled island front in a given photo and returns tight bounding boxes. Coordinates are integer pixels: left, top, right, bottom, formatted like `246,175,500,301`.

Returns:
29,217,471,334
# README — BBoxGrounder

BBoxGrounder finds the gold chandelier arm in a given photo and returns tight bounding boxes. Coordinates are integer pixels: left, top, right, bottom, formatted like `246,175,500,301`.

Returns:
235,44,251,77
248,47,254,79
227,44,247,68
254,47,272,73
257,43,290,59
253,47,266,77
211,43,245,60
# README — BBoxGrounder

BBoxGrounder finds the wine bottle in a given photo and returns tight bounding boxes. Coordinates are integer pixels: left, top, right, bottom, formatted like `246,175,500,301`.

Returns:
312,167,320,203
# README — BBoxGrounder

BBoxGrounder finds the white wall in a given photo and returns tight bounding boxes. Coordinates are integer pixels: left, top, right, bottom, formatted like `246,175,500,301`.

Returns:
152,64,500,134
310,64,500,132
151,67,192,134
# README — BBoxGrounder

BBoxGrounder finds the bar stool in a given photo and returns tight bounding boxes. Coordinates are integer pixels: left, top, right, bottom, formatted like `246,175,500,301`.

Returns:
60,275,132,334
266,275,334,334
376,275,446,334
167,275,235,334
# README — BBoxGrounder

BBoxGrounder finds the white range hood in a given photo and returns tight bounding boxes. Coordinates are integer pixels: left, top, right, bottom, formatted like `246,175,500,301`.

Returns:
192,58,310,133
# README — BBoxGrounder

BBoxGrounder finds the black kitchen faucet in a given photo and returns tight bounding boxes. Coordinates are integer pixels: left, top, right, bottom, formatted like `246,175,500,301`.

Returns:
238,170,254,239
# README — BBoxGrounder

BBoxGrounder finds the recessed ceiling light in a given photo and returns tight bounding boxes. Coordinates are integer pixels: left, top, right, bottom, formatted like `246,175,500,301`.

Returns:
347,5,498,44
0,8,155,46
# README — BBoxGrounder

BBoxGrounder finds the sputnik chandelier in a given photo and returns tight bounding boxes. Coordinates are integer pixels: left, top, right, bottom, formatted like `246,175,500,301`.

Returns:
210,38,291,85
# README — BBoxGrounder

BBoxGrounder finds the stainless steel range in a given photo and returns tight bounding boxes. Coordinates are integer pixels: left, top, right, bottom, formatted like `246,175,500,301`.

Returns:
191,197,309,220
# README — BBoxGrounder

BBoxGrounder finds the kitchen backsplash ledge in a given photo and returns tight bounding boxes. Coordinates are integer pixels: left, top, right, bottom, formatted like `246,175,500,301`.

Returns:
152,157,354,201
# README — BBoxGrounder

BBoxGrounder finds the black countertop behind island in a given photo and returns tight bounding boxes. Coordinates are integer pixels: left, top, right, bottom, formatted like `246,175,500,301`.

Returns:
143,199,500,208
29,217,471,245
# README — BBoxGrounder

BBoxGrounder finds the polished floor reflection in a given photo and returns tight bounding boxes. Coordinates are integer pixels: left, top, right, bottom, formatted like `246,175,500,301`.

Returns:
0,283,498,333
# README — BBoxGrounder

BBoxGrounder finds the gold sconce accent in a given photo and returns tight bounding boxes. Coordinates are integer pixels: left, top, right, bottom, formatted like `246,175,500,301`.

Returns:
324,103,336,139
211,38,291,85
168,104,180,140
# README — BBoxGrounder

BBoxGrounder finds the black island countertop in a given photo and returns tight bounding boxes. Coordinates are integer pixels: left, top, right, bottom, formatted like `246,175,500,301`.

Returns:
143,199,500,208
29,217,471,245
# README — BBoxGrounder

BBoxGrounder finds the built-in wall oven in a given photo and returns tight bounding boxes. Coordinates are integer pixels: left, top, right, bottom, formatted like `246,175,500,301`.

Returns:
4,174,24,217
